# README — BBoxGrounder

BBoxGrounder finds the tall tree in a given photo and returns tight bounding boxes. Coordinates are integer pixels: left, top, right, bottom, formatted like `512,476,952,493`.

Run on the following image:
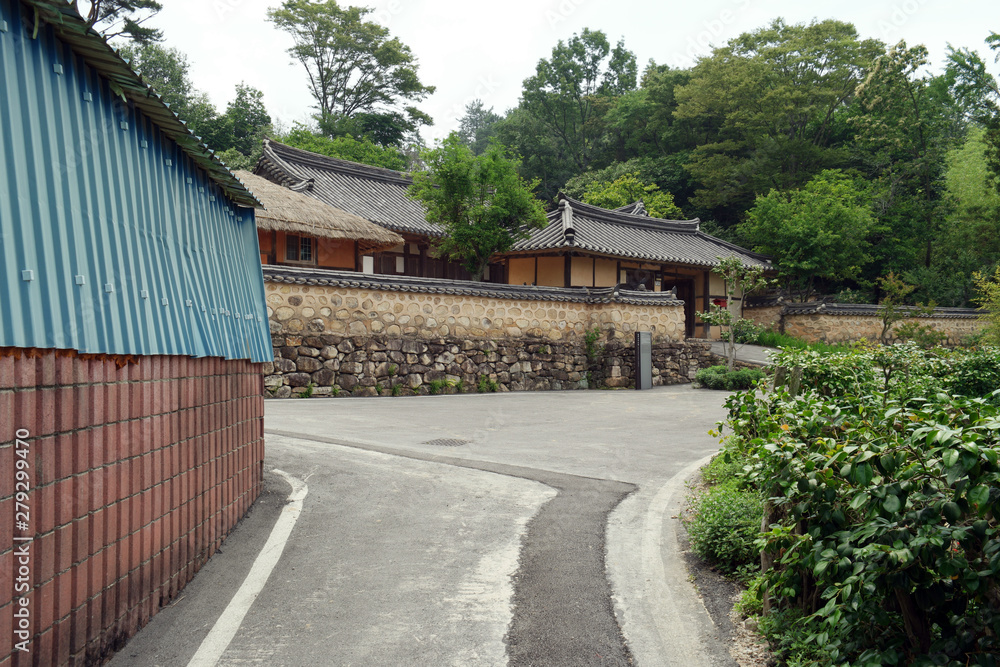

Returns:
521,29,637,173
674,19,884,226
852,41,954,274
225,83,272,157
408,134,548,281
457,100,501,156
946,32,1000,191
79,0,163,44
740,170,874,301
267,0,434,141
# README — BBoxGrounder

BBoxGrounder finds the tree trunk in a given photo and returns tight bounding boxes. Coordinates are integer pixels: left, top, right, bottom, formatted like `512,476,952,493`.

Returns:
895,588,931,654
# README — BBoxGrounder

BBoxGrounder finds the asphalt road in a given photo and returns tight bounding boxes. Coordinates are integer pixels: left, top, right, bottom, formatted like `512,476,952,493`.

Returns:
111,385,737,667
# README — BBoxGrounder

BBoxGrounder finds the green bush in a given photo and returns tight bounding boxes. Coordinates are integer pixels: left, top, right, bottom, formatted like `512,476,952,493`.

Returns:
722,345,1000,664
733,318,765,344
695,365,765,390
686,480,764,573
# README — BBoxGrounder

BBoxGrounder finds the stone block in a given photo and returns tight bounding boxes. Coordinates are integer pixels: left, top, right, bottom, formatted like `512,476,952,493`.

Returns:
263,375,284,390
280,346,299,361
274,358,296,373
338,340,355,353
286,372,312,388
296,357,322,372
312,369,335,385
298,346,319,358
339,374,359,391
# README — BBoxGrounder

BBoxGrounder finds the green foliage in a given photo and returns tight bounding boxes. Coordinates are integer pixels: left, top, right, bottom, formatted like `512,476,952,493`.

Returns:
581,172,684,219
374,382,383,395
267,0,433,134
427,379,455,395
584,327,604,362
457,100,501,156
390,383,402,397
476,375,498,393
894,320,948,348
409,134,547,280
876,272,918,344
741,170,874,301
298,382,315,398
522,29,636,173
699,256,774,370
723,345,1000,663
675,19,884,225
695,365,765,391
84,0,163,44
754,330,851,355
731,318,765,345
278,124,407,170
686,480,764,572
974,265,1000,345
330,384,340,397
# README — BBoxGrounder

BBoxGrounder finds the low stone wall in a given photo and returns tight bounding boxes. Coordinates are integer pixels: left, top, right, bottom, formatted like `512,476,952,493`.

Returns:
0,350,263,667
263,266,686,343
263,333,715,396
260,267,716,396
744,302,984,345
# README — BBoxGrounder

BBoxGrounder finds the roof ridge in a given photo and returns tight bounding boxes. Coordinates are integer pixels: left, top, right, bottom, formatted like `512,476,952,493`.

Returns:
559,194,702,233
264,139,414,186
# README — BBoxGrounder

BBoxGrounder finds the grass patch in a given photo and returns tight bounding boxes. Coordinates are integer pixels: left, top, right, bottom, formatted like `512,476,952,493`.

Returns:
754,329,849,354
695,365,765,390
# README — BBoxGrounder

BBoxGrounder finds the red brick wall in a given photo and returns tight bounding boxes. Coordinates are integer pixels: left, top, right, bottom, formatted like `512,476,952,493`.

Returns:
0,352,265,666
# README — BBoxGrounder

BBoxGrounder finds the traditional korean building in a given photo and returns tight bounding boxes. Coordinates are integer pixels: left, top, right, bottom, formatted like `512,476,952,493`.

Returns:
254,139,509,281
236,170,403,270
1,1,271,664
503,195,773,337
253,140,772,338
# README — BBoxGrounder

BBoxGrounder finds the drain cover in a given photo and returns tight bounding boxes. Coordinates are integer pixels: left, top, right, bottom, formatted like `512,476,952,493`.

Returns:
422,438,470,447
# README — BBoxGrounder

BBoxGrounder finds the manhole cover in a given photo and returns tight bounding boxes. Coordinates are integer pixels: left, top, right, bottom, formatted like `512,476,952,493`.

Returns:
421,438,470,447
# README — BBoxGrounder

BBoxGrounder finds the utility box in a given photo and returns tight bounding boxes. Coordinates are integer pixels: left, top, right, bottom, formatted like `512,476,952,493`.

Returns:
635,331,652,390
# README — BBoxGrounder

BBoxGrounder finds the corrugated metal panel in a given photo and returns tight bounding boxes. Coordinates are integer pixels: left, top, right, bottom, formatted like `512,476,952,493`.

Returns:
0,0,271,362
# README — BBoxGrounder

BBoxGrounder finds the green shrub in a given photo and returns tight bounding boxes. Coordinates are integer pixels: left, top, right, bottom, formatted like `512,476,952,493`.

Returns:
477,374,498,393
686,481,764,573
732,318,765,344
723,356,1000,664
695,365,765,390
701,446,752,488
946,346,1000,397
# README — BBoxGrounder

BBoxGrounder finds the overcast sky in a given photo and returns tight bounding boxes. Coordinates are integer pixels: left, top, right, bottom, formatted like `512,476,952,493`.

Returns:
153,0,999,143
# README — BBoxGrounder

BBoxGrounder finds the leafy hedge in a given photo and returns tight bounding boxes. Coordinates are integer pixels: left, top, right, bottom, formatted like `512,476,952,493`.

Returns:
687,480,765,572
724,344,1000,665
695,364,766,390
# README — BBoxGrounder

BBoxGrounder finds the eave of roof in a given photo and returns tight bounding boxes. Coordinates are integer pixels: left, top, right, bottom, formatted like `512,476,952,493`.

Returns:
21,0,259,208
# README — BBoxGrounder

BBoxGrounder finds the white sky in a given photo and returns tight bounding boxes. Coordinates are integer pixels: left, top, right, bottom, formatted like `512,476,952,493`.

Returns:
154,0,1000,143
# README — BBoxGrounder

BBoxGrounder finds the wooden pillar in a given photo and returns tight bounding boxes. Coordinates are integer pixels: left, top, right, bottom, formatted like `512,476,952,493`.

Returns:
703,271,711,337
564,253,572,288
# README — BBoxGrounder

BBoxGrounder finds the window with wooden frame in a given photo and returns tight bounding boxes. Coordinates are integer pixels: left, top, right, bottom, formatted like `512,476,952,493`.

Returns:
285,234,314,264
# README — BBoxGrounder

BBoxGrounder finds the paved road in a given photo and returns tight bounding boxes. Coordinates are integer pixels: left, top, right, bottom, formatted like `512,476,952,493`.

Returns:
112,386,737,666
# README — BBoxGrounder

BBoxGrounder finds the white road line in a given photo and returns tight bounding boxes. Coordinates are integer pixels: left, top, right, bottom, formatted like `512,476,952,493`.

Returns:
187,470,308,667
641,454,718,667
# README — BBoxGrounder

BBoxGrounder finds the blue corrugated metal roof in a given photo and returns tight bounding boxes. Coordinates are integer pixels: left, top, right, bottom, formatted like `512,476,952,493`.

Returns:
0,0,272,362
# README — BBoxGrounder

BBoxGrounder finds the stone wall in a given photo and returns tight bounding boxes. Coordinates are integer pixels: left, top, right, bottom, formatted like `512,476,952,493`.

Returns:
744,302,984,345
260,267,714,396
0,351,264,667
263,333,716,396
265,282,685,342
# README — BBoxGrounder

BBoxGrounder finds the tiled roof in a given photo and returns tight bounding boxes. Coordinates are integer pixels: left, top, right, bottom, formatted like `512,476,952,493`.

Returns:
780,302,981,320
510,195,772,270
255,139,443,237
262,265,684,306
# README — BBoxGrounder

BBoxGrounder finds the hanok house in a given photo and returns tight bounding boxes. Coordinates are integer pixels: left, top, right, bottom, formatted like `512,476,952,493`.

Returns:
253,139,772,338
254,138,510,281
0,1,271,665
235,170,403,270
503,195,774,338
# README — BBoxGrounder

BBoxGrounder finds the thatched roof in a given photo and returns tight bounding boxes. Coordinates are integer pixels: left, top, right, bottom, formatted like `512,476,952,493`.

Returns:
235,170,403,253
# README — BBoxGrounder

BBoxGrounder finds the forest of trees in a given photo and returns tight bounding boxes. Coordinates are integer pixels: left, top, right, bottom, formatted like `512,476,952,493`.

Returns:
87,0,1000,306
